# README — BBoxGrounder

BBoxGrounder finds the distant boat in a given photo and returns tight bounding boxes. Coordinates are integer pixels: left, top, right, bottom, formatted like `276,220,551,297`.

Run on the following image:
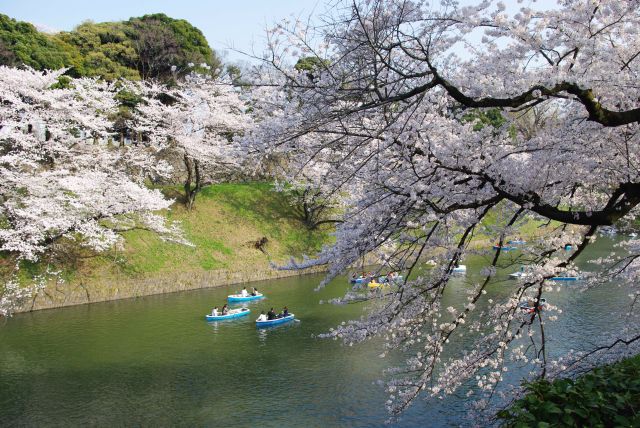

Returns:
228,293,265,302
205,307,250,321
564,244,573,251
493,245,516,251
507,240,527,245
367,281,387,289
452,265,466,274
256,314,295,327
600,226,617,236
509,271,529,279
518,299,547,313
425,259,437,267
550,276,580,281
378,275,403,284
630,232,638,238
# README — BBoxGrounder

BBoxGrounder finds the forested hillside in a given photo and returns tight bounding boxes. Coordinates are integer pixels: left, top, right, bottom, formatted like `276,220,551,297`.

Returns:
0,13,220,81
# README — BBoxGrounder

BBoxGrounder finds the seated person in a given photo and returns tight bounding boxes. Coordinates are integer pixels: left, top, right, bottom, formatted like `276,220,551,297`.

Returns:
240,287,249,297
281,306,289,317
222,304,229,315
211,306,219,316
251,287,258,296
256,311,267,322
267,307,276,320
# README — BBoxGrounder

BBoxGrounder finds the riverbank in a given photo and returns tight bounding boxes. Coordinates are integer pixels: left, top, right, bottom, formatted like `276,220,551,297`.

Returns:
13,182,335,313
10,182,558,314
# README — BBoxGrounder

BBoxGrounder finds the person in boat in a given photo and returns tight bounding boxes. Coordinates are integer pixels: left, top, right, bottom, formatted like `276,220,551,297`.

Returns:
241,287,249,297
256,311,267,322
251,287,258,296
222,304,229,315
211,306,219,316
280,306,289,318
267,307,277,320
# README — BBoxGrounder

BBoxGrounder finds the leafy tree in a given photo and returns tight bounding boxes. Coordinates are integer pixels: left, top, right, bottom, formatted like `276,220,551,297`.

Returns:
0,13,221,82
0,14,73,70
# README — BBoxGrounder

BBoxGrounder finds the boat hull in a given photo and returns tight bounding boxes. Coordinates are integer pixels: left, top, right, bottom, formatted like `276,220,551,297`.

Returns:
493,246,516,251
256,314,295,327
205,308,251,321
227,293,265,302
452,265,466,274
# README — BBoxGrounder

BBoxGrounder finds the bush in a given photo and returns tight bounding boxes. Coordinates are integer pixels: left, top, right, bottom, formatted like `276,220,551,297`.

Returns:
498,355,640,427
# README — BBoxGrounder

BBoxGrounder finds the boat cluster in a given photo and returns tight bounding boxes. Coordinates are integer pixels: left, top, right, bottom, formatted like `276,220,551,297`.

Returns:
350,271,403,289
204,287,295,327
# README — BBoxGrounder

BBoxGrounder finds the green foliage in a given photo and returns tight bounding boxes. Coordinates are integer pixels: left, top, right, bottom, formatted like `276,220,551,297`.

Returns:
295,56,329,82
0,14,74,70
49,75,73,89
498,355,640,427
129,13,221,79
462,108,507,131
294,56,329,72
0,13,220,82
115,89,143,108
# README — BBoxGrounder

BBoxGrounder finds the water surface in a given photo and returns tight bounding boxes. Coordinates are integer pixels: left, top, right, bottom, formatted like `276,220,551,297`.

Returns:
0,237,631,426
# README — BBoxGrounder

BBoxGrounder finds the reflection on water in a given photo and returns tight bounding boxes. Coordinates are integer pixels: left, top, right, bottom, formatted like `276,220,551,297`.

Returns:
0,236,632,426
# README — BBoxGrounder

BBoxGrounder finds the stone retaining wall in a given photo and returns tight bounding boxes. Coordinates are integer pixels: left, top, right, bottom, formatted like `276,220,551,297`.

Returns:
17,265,328,313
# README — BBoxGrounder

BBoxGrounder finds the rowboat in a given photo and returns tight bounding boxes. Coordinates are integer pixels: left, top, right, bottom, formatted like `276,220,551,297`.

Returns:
452,265,466,274
367,281,388,289
518,299,546,313
205,307,250,321
227,293,264,302
493,245,516,251
378,275,403,283
507,240,527,245
550,276,580,281
256,314,295,327
509,271,529,279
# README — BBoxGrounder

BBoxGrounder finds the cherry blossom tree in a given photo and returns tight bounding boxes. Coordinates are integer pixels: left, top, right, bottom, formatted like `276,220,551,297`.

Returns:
129,72,249,210
248,0,640,418
0,67,185,316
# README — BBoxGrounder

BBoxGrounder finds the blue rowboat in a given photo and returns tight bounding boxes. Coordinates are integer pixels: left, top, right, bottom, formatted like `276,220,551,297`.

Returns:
507,240,527,245
256,314,295,327
227,293,264,302
550,276,580,281
205,307,250,321
378,275,403,283
493,245,516,251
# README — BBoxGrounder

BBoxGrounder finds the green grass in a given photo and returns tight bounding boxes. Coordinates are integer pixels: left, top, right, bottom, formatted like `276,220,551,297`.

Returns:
71,182,333,282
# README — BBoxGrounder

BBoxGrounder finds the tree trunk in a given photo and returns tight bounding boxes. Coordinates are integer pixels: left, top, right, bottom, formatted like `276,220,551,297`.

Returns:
183,154,202,211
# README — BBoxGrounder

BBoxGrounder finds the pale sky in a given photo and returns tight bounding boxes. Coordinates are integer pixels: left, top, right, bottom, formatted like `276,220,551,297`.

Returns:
0,0,559,63
0,0,325,63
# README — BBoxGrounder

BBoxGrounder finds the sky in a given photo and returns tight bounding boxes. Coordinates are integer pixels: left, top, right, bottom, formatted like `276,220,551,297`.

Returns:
1,0,560,64
0,0,326,63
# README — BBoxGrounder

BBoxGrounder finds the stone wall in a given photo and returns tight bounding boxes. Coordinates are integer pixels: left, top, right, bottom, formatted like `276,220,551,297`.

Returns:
17,265,327,313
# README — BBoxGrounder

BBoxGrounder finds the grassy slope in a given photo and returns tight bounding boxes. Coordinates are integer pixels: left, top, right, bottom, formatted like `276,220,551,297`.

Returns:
75,182,333,284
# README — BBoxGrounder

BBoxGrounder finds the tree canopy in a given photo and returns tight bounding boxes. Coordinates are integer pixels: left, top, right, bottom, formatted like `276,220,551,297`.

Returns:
0,13,221,81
